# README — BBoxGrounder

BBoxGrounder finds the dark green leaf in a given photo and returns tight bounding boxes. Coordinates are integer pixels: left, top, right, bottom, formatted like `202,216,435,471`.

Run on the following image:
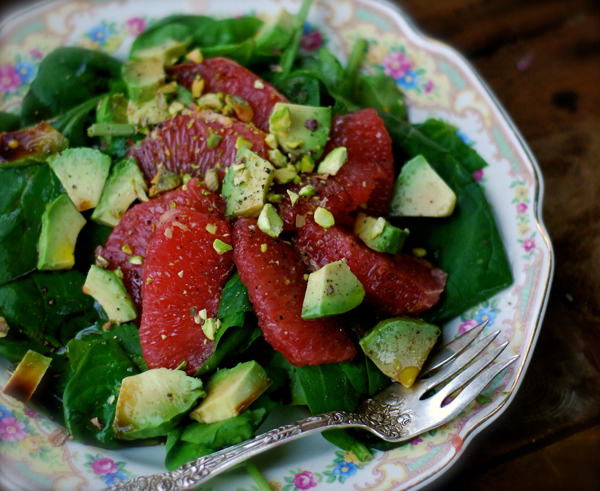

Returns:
217,272,253,319
193,17,263,47
279,0,313,77
353,72,407,121
130,15,213,55
63,339,138,448
0,270,98,355
21,48,122,125
380,112,513,321
51,95,106,148
275,72,321,106
165,426,211,471
343,39,367,99
0,166,63,285
201,40,256,67
74,220,111,276
415,119,487,173
0,111,21,132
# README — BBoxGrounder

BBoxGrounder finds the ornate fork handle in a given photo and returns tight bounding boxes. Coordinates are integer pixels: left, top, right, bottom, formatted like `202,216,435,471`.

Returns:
107,411,370,491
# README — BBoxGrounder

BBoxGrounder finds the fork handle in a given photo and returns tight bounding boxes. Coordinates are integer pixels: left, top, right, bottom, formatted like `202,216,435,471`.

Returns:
107,411,364,491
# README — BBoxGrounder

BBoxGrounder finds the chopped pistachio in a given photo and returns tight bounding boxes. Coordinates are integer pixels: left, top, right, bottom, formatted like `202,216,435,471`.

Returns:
254,79,265,89
273,164,297,185
412,248,427,257
299,185,315,197
204,169,220,192
185,48,203,63
202,318,222,340
268,148,288,168
224,94,253,123
207,130,223,149
213,239,232,254
121,244,133,255
235,137,253,151
300,154,315,173
261,243,268,252
314,207,335,228
265,133,278,149
267,193,284,203
128,255,143,265
287,190,299,205
191,77,205,98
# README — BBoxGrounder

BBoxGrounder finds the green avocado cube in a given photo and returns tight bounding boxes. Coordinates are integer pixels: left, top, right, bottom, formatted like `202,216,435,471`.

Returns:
359,317,440,387
0,122,68,168
389,155,457,217
2,350,52,404
48,148,111,211
122,59,166,104
301,259,365,319
190,361,271,424
222,148,275,218
113,368,205,440
354,212,409,254
91,158,149,227
83,265,137,323
268,102,331,160
37,194,86,271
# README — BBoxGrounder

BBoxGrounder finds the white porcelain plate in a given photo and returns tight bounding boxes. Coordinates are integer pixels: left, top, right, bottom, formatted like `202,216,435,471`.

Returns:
0,0,553,490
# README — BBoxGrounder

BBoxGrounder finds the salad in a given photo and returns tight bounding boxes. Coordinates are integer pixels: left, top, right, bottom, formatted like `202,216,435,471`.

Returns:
0,0,513,486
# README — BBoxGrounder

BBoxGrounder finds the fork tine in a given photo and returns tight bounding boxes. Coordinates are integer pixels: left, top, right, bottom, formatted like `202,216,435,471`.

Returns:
419,329,501,392
438,354,519,423
430,341,509,406
420,320,489,377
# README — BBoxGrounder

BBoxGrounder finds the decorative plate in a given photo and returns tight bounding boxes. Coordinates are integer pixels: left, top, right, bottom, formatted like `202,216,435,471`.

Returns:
0,0,553,490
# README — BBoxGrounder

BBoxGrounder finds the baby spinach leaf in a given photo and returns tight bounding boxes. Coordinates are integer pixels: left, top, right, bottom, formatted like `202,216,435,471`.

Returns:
279,0,313,77
51,94,105,148
201,41,256,67
299,49,345,97
193,17,263,47
339,355,389,398
380,112,513,321
67,322,147,373
415,119,487,173
353,72,407,121
0,270,98,357
63,339,138,448
275,72,321,106
343,39,367,99
217,272,253,319
0,112,20,132
0,166,63,286
165,426,211,471
21,48,122,126
130,15,213,55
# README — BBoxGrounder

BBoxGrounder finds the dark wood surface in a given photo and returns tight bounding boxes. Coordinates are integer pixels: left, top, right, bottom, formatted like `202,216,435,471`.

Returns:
390,0,600,489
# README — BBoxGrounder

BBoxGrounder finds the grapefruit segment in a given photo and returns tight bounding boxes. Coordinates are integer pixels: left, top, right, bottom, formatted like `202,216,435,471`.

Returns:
97,178,224,310
169,58,288,132
233,218,357,366
129,109,269,184
295,219,447,316
140,208,233,374
276,109,394,228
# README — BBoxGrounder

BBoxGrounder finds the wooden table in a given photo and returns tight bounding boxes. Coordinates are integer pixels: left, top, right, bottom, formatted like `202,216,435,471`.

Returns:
390,1,600,489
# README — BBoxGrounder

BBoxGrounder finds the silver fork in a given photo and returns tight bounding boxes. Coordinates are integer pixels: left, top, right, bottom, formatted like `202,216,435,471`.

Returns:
108,320,518,491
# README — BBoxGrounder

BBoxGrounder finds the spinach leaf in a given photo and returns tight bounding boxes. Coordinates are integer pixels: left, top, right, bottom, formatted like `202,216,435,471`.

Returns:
380,112,513,320
68,322,147,373
201,41,257,67
193,17,263,47
274,71,321,106
299,49,345,97
339,355,389,398
415,119,487,173
51,94,105,148
165,408,266,471
343,39,367,99
165,426,211,471
21,47,122,126
0,270,98,360
0,112,20,132
353,72,407,121
195,272,258,376
0,166,63,286
130,15,213,55
279,0,313,77
63,339,138,448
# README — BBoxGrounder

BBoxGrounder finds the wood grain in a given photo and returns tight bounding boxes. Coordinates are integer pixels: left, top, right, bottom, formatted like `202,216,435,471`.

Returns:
389,0,600,489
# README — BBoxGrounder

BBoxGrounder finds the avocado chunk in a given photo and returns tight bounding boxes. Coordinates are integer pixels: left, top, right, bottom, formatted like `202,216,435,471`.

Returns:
359,317,440,387
222,148,275,218
126,98,170,126
37,194,86,271
113,368,205,440
48,148,111,211
301,259,365,319
2,350,51,404
91,158,149,227
389,155,457,217
83,265,137,323
130,39,187,67
268,103,331,160
122,59,166,104
255,8,294,52
354,212,409,254
189,361,271,424
257,204,283,238
0,121,68,168
317,147,347,175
